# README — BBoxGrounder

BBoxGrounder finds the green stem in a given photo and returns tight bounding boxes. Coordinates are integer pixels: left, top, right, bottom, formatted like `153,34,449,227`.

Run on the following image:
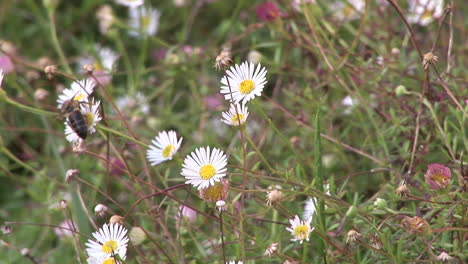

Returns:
97,124,148,147
0,146,38,174
243,132,282,175
47,11,72,74
3,96,56,116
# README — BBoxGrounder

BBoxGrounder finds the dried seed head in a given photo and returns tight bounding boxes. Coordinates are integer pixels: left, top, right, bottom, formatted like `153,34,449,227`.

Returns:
264,242,278,256
72,141,86,153
424,163,451,190
214,46,232,70
65,169,79,183
129,226,146,246
395,180,411,197
44,65,58,80
346,229,362,244
34,88,49,101
369,233,382,250
199,179,229,203
266,187,283,206
215,200,227,212
109,215,125,225
83,64,95,74
422,52,438,70
94,204,108,217
401,216,431,236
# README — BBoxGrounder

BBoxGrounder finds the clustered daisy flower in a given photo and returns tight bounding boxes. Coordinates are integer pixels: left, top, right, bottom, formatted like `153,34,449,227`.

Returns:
146,130,183,166
220,61,267,105
286,215,313,244
128,5,161,37
64,98,102,143
85,223,129,262
181,146,228,190
407,0,444,26
57,79,95,109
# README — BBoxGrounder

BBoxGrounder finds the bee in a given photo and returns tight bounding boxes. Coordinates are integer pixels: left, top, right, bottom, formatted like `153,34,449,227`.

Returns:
60,99,88,140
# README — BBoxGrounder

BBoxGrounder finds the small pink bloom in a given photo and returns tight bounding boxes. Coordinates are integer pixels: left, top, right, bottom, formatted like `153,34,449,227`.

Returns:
256,2,280,22
0,55,15,74
93,70,112,86
203,94,224,111
178,205,197,223
54,219,75,238
424,163,451,190
111,157,126,176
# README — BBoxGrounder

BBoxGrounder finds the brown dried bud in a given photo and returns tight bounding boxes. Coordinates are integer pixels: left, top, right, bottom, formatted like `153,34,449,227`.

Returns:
65,169,79,183
266,186,283,206
214,46,232,70
395,181,411,197
264,242,278,256
109,215,125,225
94,204,108,217
369,233,382,250
44,65,58,80
83,64,95,73
59,199,68,209
72,141,86,153
34,88,49,101
346,229,362,244
422,52,438,70
401,216,431,236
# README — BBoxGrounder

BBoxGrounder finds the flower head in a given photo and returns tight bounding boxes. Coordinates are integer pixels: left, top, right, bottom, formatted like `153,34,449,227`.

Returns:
333,0,365,21
407,0,444,26
286,215,313,244
146,130,183,166
128,6,161,37
221,103,249,126
346,229,362,244
57,79,95,109
436,251,453,262
182,146,228,190
215,47,232,70
401,216,431,236
85,223,129,260
115,0,144,8
266,186,283,206
199,179,229,202
64,99,101,143
264,242,278,256
220,61,267,105
424,163,451,190
395,180,411,197
256,1,280,22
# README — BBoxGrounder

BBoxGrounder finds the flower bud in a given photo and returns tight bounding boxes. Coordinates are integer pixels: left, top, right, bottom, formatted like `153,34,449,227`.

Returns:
373,198,388,210
65,169,79,183
215,200,227,212
129,226,146,245
59,199,68,209
109,215,125,225
94,204,108,217
395,181,411,197
401,216,431,236
266,187,283,206
264,242,278,256
395,85,409,97
346,229,362,244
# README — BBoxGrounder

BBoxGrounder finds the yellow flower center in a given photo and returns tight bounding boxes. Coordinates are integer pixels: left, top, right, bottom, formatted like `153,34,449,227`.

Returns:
84,112,94,127
162,145,175,158
293,225,309,240
201,182,225,202
230,114,245,125
239,80,255,94
141,16,150,29
343,6,354,18
103,258,116,264
101,240,118,254
74,93,86,101
422,10,434,20
431,173,448,187
93,62,103,71
199,164,216,180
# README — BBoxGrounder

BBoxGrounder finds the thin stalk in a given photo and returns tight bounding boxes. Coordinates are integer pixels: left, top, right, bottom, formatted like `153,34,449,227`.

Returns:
47,11,72,74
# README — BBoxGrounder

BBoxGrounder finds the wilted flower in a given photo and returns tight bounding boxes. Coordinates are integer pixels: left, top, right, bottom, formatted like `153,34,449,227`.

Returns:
94,204,108,217
215,200,228,212
264,242,278,256
422,52,438,70
395,180,411,197
109,215,125,226
424,163,451,190
346,229,362,244
215,47,232,70
266,186,283,206
435,251,453,261
34,88,49,101
401,216,431,235
65,169,79,183
407,0,444,26
256,2,280,22
199,179,229,202
247,50,262,64
369,233,382,249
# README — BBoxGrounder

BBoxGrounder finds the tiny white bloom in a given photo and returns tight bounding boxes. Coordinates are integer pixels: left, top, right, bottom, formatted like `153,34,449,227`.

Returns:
303,184,330,221
286,215,313,244
146,130,183,166
407,0,444,26
181,146,228,190
332,0,365,21
0,69,4,87
226,261,243,264
220,61,267,105
85,223,129,260
221,103,249,126
115,0,144,8
57,79,95,109
128,6,161,37
64,99,102,143
87,256,119,264
97,46,119,72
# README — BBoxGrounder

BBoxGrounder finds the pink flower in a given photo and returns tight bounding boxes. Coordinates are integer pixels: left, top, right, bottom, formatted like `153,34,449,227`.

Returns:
0,55,15,74
177,205,197,223
203,94,224,111
424,163,451,190
54,219,75,238
110,157,126,176
93,70,112,87
256,2,280,22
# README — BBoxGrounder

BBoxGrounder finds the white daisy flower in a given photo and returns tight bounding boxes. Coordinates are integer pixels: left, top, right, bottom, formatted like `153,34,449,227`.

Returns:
85,223,128,260
87,256,121,264
128,6,161,37
181,146,228,190
332,0,365,21
115,0,144,8
116,92,150,114
77,46,118,72
146,130,183,166
64,99,102,143
0,69,4,87
286,215,313,244
221,103,249,126
57,79,95,109
303,184,330,221
407,0,444,26
226,261,243,264
220,61,267,105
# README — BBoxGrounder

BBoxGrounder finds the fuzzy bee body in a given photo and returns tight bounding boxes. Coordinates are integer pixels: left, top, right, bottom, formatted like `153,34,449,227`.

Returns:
60,99,88,140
